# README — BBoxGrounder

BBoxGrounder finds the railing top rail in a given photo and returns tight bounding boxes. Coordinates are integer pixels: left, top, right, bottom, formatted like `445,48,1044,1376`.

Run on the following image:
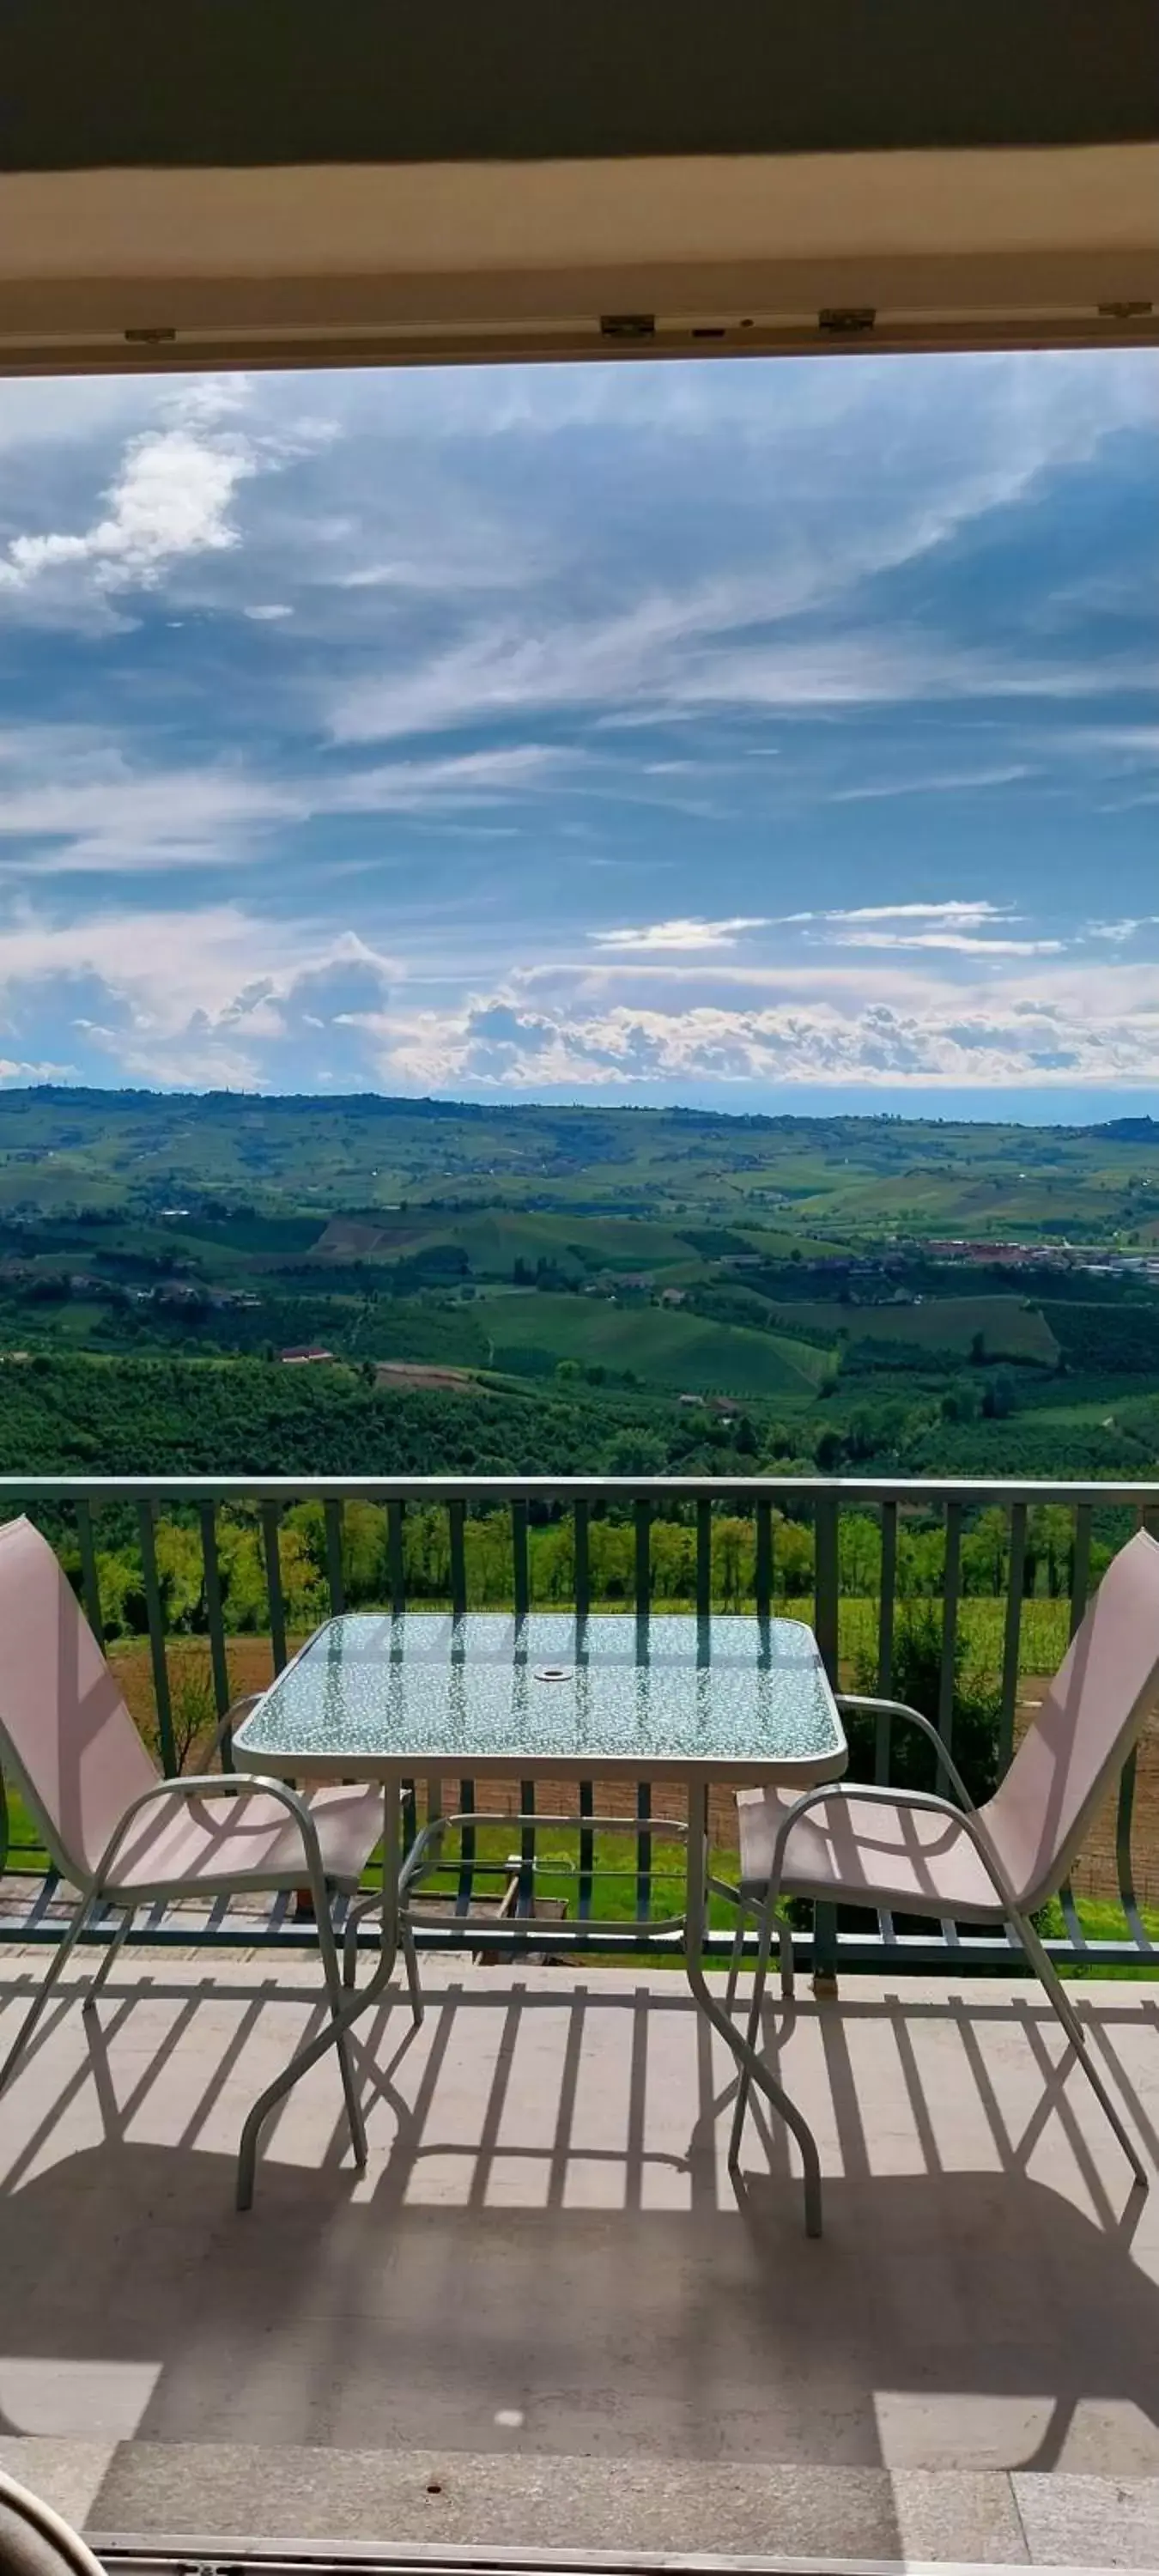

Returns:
2,1473,1159,1507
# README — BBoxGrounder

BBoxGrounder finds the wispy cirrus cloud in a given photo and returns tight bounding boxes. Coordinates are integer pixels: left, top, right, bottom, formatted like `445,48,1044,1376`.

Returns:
829,765,1033,802
589,915,769,953
829,931,1066,956
787,900,1013,927
780,899,1064,953
0,732,572,876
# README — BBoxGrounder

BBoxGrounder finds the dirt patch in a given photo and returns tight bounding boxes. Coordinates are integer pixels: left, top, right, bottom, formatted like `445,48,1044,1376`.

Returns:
313,1217,389,1255
374,1362,484,1394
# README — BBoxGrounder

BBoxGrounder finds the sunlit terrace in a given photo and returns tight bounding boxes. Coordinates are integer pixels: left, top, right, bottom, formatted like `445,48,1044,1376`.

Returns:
4,1473,1159,2567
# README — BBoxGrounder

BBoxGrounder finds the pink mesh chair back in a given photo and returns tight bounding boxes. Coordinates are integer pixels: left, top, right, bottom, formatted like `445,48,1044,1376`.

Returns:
980,1525,1159,1910
0,1514,156,1884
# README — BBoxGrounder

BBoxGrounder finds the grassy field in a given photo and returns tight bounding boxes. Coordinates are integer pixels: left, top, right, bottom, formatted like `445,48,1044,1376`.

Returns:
488,1291,831,1396
318,1207,704,1278
767,1293,1059,1363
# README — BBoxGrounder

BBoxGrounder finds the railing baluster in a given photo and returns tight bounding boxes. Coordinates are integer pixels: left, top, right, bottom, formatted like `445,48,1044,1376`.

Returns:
814,1495,839,1684
324,1498,345,1613
387,1499,405,1615
877,1500,897,1697
696,1499,712,1621
634,1498,652,1923
1000,1500,1027,1771
635,1779,652,1928
519,1777,536,1909
137,1501,176,1776
1125,1455,1155,1931
573,1498,590,1620
634,1498,651,1620
876,1498,898,1781
1117,1747,1150,1951
512,1498,530,1620
260,1503,288,1673
449,1498,467,1617
75,1498,105,1652
579,1777,594,1918
755,1496,773,1619
1055,1501,1096,1942
198,1503,233,1765
457,1774,476,1905
938,1500,962,1750
1070,1504,1092,1638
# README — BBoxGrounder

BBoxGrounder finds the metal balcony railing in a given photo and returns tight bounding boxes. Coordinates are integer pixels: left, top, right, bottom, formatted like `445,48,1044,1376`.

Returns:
2,1473,1158,1972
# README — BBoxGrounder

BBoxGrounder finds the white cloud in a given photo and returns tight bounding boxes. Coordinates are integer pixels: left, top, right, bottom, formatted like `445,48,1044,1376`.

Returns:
0,421,258,596
789,900,1013,927
590,916,769,953
243,604,294,622
0,906,399,1089
780,899,1061,952
829,933,1065,957
0,1055,79,1082
363,954,1159,1095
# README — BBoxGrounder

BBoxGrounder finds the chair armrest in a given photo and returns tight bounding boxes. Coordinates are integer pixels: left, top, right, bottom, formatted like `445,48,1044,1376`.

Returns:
209,1692,261,1761
835,1692,977,1811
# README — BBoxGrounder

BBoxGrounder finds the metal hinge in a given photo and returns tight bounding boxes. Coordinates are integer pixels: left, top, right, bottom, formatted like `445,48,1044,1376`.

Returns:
818,307,877,337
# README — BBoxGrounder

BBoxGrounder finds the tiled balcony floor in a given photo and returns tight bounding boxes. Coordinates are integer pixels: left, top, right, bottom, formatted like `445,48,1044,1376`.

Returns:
4,1951,1159,2563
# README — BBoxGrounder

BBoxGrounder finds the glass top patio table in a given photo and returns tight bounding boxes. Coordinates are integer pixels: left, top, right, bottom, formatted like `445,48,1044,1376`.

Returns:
234,1609,846,1784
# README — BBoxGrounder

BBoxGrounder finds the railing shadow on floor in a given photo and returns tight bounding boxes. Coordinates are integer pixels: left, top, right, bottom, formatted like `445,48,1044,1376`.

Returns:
3,1964,1159,2476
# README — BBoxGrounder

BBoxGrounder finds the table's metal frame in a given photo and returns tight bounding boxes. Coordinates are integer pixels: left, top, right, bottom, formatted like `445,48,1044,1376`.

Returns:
233,1617,846,2234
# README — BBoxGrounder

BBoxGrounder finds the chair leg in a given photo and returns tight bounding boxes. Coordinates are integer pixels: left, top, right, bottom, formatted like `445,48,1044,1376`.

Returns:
1012,1905,1148,2189
82,1907,134,2014
342,1886,380,1990
776,1907,796,2005
313,1885,367,2174
728,1902,774,2167
401,1918,424,2028
0,1892,95,2093
725,1904,794,2015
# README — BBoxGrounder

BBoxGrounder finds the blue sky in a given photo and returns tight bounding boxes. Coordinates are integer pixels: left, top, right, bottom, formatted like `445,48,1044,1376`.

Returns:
0,349,1156,1118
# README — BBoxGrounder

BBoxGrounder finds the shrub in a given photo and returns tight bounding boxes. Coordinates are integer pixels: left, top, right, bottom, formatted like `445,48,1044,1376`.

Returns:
850,1601,1002,1803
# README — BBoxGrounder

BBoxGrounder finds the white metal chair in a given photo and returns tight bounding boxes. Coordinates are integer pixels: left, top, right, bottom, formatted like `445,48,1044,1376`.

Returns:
0,2467,107,2576
0,1513,399,2204
729,1526,1159,2186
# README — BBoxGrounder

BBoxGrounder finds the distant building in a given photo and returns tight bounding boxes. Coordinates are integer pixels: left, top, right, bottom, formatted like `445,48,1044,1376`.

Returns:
280,1346,336,1364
